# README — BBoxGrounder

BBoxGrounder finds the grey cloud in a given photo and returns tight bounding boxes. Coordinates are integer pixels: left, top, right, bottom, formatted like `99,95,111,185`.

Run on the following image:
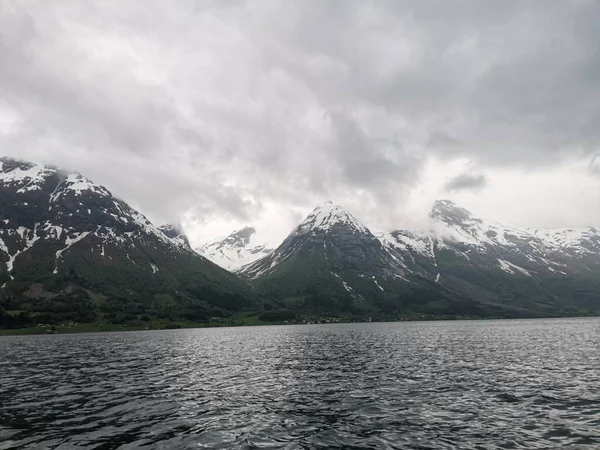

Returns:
327,111,422,190
444,173,487,193
0,0,599,231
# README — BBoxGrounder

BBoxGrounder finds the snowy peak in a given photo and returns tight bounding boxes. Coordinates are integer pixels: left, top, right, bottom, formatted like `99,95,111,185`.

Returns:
218,226,256,249
294,201,370,235
430,200,482,227
196,226,276,272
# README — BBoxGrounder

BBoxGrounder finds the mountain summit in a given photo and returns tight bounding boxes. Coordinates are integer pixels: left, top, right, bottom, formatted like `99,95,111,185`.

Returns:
196,226,276,271
294,201,370,235
430,199,482,228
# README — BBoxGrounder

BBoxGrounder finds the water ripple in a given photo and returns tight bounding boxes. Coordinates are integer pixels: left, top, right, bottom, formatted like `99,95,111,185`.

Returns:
1,318,600,449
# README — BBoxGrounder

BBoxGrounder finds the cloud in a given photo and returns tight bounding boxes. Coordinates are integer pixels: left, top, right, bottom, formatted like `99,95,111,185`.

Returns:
0,0,599,238
444,173,487,192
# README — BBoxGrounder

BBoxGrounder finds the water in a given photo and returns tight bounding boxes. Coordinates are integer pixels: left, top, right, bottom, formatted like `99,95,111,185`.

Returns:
1,318,600,449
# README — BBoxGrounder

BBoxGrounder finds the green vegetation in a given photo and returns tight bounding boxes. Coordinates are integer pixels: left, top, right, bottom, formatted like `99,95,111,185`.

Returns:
0,311,286,335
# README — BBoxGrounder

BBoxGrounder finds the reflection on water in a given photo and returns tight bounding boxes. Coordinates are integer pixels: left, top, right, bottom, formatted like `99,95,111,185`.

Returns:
1,318,600,449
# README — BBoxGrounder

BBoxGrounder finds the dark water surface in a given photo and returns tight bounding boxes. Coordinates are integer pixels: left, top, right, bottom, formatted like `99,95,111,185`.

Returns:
1,318,600,449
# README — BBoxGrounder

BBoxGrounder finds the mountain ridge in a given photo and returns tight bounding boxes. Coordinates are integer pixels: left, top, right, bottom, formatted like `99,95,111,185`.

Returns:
239,201,476,316
2,156,600,327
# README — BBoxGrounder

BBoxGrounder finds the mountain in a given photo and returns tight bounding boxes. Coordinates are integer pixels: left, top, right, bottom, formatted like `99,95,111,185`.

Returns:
0,157,251,326
196,226,275,271
380,200,600,315
240,201,474,316
2,156,599,328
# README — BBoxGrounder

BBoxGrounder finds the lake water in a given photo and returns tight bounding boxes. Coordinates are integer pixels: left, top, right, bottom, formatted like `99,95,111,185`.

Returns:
1,318,599,449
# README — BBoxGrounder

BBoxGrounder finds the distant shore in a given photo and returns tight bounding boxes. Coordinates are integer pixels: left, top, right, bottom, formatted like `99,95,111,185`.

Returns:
2,313,597,336
0,316,276,336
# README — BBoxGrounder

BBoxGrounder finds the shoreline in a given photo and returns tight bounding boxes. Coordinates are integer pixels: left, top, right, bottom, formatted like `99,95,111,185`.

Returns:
1,314,598,336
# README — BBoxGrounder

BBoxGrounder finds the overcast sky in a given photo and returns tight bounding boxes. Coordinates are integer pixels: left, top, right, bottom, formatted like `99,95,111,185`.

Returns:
1,0,599,245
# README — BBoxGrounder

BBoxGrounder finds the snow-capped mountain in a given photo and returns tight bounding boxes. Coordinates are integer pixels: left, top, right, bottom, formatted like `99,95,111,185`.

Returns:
0,157,249,316
239,201,435,311
0,158,188,278
196,226,276,271
382,200,600,278
380,200,600,312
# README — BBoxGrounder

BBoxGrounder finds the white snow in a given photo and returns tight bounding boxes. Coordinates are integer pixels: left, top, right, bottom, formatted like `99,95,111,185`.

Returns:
0,238,9,257
393,273,415,283
497,259,532,277
430,239,437,266
332,272,354,293
54,232,90,274
3,227,41,277
0,162,53,193
16,227,28,239
294,201,370,235
373,279,384,291
150,263,159,273
197,228,276,271
529,227,600,255
49,173,110,202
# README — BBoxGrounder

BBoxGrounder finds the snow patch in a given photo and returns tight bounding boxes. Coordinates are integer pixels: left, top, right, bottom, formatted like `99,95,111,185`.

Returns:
54,232,90,274
497,259,532,277
1,227,40,277
332,272,354,293
0,162,53,193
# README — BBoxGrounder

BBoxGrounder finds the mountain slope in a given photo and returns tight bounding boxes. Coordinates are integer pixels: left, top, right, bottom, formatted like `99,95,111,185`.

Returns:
196,227,275,271
240,202,473,315
381,200,600,315
0,157,251,324
158,223,192,250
